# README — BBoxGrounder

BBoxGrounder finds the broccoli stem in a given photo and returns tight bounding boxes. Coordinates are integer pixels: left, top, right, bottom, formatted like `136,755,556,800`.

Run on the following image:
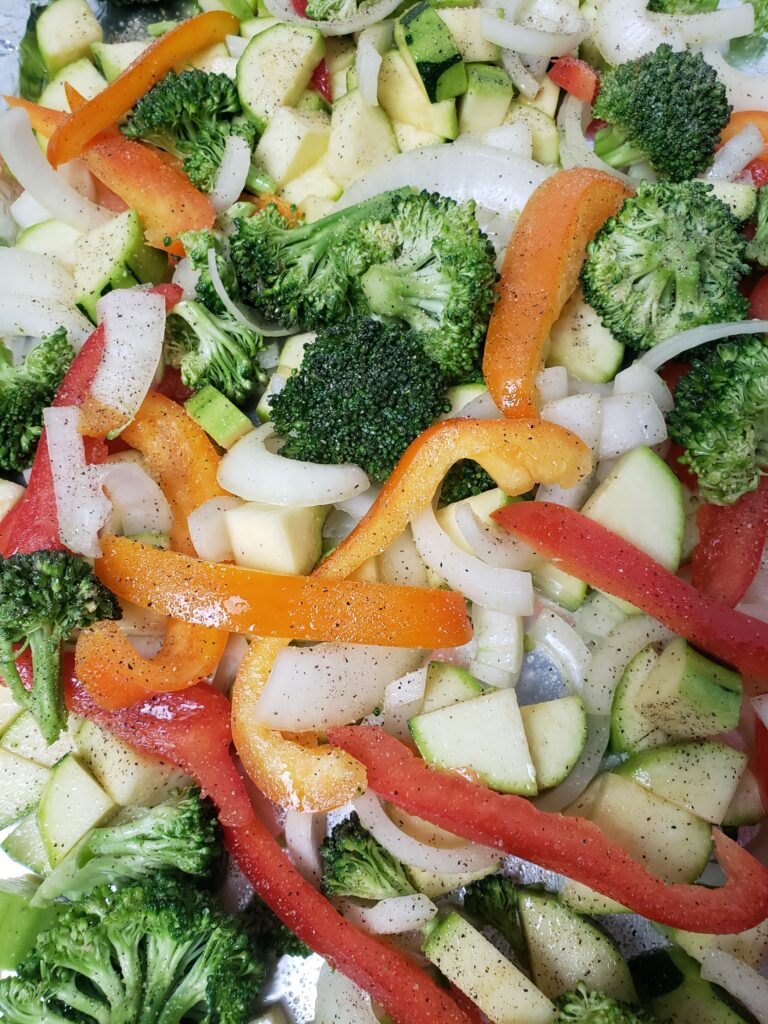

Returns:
592,126,645,169
361,263,450,322
27,624,65,744
245,163,277,195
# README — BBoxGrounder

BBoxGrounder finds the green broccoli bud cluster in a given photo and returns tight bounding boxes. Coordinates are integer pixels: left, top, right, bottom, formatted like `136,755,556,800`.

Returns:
320,812,417,901
462,874,529,966
647,0,716,13
439,460,497,506
667,335,768,505
305,0,359,18
747,186,768,267
0,551,119,743
246,896,312,961
555,982,659,1024
592,45,731,181
581,180,749,350
269,316,450,483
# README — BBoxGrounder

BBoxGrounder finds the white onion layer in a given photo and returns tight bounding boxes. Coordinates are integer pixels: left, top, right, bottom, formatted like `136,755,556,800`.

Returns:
99,462,172,537
538,392,600,508
0,108,111,231
584,616,673,716
284,810,326,886
382,667,428,742
528,610,591,693
702,44,768,111
262,0,402,34
535,714,610,811
481,13,586,55
171,258,201,300
354,790,500,873
188,496,243,562
218,424,370,506
470,604,524,688
313,963,379,1024
356,21,393,106
537,366,569,404
210,134,251,213
598,393,667,460
10,191,50,230
705,123,765,183
205,247,288,336
638,320,768,372
454,503,537,571
701,952,768,1024
0,247,77,302
340,894,438,935
556,94,632,183
500,50,541,98
613,363,674,413
377,528,429,588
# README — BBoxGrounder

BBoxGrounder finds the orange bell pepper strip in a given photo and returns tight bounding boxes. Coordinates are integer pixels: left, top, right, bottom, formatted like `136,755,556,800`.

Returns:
483,168,632,419
721,111,768,156
46,11,239,168
94,535,473,648
231,417,591,811
75,393,229,709
5,96,214,256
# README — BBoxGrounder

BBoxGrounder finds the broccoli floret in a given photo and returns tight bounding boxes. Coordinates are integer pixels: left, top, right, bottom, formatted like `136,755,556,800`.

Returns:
667,335,768,505
462,875,528,966
123,70,255,193
647,0,716,12
230,189,497,378
320,812,417,901
269,317,450,482
581,180,749,350
0,328,74,473
0,551,119,743
747,186,768,267
305,0,359,16
179,226,242,317
0,875,265,1024
555,983,659,1024
592,45,731,181
439,460,497,506
166,300,267,405
35,788,221,904
246,896,312,960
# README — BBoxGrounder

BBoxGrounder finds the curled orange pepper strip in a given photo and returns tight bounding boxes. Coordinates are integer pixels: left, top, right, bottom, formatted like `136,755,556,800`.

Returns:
76,393,229,709
46,11,239,168
483,168,632,419
94,536,472,648
232,417,591,811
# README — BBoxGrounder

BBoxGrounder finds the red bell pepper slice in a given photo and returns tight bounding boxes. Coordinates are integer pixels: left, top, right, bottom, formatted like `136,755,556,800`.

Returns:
547,56,599,104
749,273,768,320
754,698,768,813
328,725,768,934
310,60,332,103
748,158,768,187
65,679,474,1024
494,501,768,685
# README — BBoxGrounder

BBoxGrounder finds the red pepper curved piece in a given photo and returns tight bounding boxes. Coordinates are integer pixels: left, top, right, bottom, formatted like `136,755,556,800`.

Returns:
65,681,474,1024
309,59,332,103
547,56,599,104
494,500,768,685
328,725,768,934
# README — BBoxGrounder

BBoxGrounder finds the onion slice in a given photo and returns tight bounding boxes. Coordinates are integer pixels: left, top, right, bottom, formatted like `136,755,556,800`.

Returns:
702,43,768,111
314,962,379,1024
210,134,251,214
535,714,610,811
585,616,673,716
557,94,632,183
454,503,536,570
705,123,765,183
356,22,393,106
206,248,288,336
218,423,370,506
382,667,428,742
340,893,438,934
481,12,586,55
500,50,541,98
284,810,327,886
701,952,768,1024
0,108,111,231
538,392,601,508
188,496,242,562
613,363,674,413
528,610,591,693
99,462,172,537
0,293,92,349
262,0,403,34
470,604,524,687
0,247,77,301
598,393,667,460
638,319,768,372
354,790,499,873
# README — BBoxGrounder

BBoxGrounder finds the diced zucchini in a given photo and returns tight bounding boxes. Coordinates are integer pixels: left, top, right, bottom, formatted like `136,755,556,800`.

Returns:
0,711,78,768
520,76,560,118
613,741,746,823
518,889,636,1001
225,502,326,574
559,880,628,916
610,646,671,755
547,286,625,384
16,219,82,274
640,639,742,740
520,696,587,790
185,386,253,450
91,41,149,82
582,447,685,572
566,772,712,883
39,57,107,112
1,813,50,875
255,107,331,188
281,158,343,207
37,0,103,76
0,749,51,829
296,88,332,114
395,2,467,102
421,661,484,712
326,88,399,187
199,0,255,17
407,863,499,897
660,918,768,972
436,8,501,61
423,912,556,1024
458,63,514,134
506,103,559,164
379,50,458,139
74,719,190,807
0,686,22,737
36,754,116,866
240,16,281,38
532,562,587,612
710,182,757,221
722,767,764,827
393,121,444,151
446,381,486,415
0,878,61,971
409,687,537,795
237,24,325,130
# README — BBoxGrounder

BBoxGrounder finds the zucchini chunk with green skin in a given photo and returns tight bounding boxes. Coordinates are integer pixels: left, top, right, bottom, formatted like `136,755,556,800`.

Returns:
37,753,116,866
39,57,106,112
559,880,629,916
458,64,514,134
378,50,458,140
722,767,765,827
518,889,637,1002
91,40,148,82
395,3,467,102
658,918,768,972
0,749,50,830
436,8,501,61
547,287,625,384
610,646,671,755
36,0,103,76
0,710,77,768
421,661,484,713
185,386,253,450
1,813,50,875
640,638,742,740
326,88,399,188
237,23,325,131
520,696,588,790
0,878,61,971
613,741,746,823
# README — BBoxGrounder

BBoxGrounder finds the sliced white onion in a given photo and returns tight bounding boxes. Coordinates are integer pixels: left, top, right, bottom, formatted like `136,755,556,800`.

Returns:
705,123,765,183
57,159,97,202
0,247,77,301
411,503,534,615
538,392,601,507
584,616,673,716
537,366,569,404
451,390,502,420
382,667,428,742
93,289,166,423
701,952,768,1024
595,0,682,63
356,22,393,107
284,810,326,886
573,591,629,644
262,0,402,34
258,341,281,370
10,191,50,230
639,319,768,372
171,258,201,300
43,406,112,558
454,503,537,570
613,363,674,414
500,50,541,99
323,508,356,541
313,962,379,1024
598,393,667,460
528,609,591,693
226,33,248,58
340,893,438,935
335,485,381,522
702,43,768,111
556,94,633,184
679,4,754,44
0,295,90,348
354,791,499,873
188,496,243,562
213,634,248,692
218,423,370,507
470,604,524,688
478,121,534,158
255,644,422,732
210,134,251,214
336,143,553,220
481,13,586,56
205,247,292,337
753,694,768,733
0,108,111,232
378,528,429,588
99,462,172,537
535,714,610,811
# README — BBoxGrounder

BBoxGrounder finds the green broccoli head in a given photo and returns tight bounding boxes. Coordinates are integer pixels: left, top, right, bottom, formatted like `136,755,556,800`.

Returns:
555,983,659,1024
0,551,119,743
439,460,497,506
123,70,251,193
667,335,768,505
320,812,417,901
2,875,265,1024
269,316,450,483
166,300,267,405
647,0,716,12
246,896,312,960
462,874,528,965
581,180,749,350
305,0,359,17
592,45,731,181
0,327,74,473
747,186,768,267
179,226,240,317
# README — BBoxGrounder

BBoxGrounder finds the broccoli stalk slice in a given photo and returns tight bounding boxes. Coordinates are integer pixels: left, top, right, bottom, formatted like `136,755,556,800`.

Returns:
0,978,73,1024
592,125,647,170
361,261,452,326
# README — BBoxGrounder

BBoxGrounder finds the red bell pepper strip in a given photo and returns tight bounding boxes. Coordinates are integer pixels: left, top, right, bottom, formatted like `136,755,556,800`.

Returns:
748,158,768,187
547,56,599,104
328,725,768,934
494,501,768,684
692,479,768,607
750,273,768,320
65,680,474,1024
754,698,768,813
309,60,332,103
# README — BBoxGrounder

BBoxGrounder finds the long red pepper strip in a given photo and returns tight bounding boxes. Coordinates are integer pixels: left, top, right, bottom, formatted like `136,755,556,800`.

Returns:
328,726,768,934
65,680,474,1024
494,500,768,684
